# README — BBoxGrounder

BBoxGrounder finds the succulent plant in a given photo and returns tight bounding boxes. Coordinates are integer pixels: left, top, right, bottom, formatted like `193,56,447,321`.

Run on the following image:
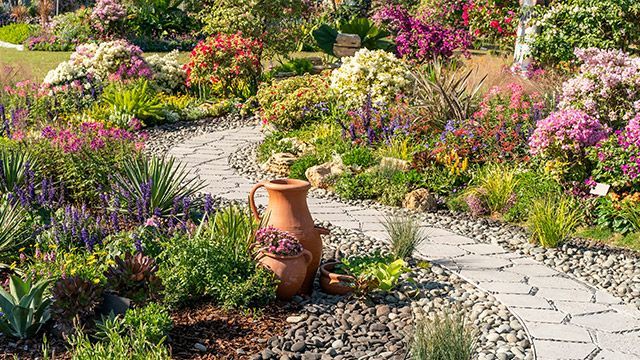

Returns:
0,275,51,339
104,252,163,304
51,276,103,326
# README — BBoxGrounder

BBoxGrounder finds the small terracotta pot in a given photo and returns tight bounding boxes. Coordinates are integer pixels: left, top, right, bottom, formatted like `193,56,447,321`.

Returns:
319,261,355,295
258,249,313,300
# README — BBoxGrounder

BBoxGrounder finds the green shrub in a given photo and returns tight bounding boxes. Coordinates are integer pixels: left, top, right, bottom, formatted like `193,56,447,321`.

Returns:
289,154,322,180
528,196,583,248
384,215,427,260
341,146,378,168
102,80,166,127
464,164,519,216
504,170,563,222
158,206,276,308
411,311,477,360
594,195,640,235
257,132,293,163
271,58,314,76
376,137,421,161
68,315,170,360
0,23,39,44
257,74,332,131
123,303,173,344
333,168,418,205
531,0,640,66
334,172,379,200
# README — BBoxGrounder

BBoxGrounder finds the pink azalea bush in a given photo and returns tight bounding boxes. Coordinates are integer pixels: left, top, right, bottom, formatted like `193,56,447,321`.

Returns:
374,5,472,63
558,48,640,128
255,226,303,257
529,109,610,158
91,0,127,37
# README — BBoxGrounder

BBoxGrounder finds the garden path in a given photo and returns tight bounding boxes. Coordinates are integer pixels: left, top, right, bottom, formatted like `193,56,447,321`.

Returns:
167,125,640,360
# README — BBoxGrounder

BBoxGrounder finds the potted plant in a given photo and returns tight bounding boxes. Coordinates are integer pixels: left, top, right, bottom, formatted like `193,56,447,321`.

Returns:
101,252,163,315
255,226,312,300
320,254,409,296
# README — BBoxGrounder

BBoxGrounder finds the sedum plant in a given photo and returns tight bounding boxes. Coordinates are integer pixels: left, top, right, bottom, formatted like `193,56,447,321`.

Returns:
528,196,583,248
0,275,52,339
104,252,163,304
411,311,477,360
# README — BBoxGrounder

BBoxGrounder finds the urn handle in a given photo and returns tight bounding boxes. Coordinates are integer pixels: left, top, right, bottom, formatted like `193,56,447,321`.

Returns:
302,249,313,266
249,182,265,221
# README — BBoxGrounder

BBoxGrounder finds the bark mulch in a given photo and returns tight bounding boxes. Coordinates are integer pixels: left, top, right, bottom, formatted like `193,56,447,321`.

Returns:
169,301,296,359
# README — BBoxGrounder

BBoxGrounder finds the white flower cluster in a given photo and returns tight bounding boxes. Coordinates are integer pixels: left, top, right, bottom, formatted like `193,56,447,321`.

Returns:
146,50,187,94
330,49,412,108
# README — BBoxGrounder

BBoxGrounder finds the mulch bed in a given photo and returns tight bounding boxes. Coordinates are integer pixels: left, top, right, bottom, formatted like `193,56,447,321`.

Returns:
169,301,296,359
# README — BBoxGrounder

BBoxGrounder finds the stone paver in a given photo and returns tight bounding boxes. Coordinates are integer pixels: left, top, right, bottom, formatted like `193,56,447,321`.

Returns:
168,126,640,360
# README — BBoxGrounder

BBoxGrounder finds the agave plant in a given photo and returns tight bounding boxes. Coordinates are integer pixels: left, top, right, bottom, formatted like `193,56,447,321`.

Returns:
104,252,163,304
51,276,103,331
0,275,52,339
412,61,486,130
0,198,29,266
112,155,205,219
0,148,35,194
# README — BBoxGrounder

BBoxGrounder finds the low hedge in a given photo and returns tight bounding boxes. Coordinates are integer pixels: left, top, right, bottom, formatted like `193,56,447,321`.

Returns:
0,23,39,44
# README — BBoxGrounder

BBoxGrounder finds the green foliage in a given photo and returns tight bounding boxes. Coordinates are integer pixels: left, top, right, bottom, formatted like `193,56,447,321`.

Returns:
504,170,563,222
68,314,170,360
289,154,322,180
334,172,379,200
48,8,93,48
0,199,29,265
0,23,39,44
123,303,172,344
334,168,420,205
102,81,166,127
199,205,258,264
129,0,192,38
341,146,378,168
594,195,640,235
411,61,485,130
257,74,332,130
312,24,338,56
531,0,640,66
158,206,276,308
337,254,409,294
257,133,294,163
198,0,307,57
384,215,427,260
271,58,314,76
0,275,51,340
411,311,477,360
376,137,421,161
528,196,583,248
112,155,205,218
0,147,34,193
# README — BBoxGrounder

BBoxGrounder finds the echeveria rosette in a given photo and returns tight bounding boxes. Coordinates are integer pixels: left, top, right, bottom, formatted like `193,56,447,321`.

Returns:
255,226,304,257
587,114,640,190
558,48,640,128
529,109,610,159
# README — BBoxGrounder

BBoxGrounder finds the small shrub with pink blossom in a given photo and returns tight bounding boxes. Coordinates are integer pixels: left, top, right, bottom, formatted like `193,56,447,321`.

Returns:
558,48,640,128
529,109,610,159
374,5,472,63
91,0,127,38
588,114,640,190
255,226,303,257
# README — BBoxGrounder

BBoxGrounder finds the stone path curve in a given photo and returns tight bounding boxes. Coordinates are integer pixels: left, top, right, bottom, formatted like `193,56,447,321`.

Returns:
167,125,640,360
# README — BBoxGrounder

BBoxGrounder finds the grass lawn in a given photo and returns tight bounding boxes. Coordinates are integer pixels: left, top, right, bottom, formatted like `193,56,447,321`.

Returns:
575,227,640,251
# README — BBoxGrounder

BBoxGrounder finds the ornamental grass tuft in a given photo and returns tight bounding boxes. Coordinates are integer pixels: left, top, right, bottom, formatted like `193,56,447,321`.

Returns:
411,311,477,360
528,196,583,248
383,215,427,260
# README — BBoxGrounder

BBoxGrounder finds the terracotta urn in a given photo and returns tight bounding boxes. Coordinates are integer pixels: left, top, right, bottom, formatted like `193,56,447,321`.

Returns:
319,261,355,295
249,179,329,294
258,249,313,300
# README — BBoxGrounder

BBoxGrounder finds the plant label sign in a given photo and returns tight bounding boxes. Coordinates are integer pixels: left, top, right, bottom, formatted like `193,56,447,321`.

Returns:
590,183,610,197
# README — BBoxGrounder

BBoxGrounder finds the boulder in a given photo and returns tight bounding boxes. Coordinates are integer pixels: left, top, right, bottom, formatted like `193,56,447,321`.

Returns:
305,161,345,189
279,137,314,155
333,45,358,58
262,152,297,176
335,33,361,47
380,157,411,172
402,189,437,212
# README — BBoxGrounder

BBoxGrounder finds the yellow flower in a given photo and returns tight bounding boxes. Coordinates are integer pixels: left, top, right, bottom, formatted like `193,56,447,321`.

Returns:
18,247,25,253
92,278,101,285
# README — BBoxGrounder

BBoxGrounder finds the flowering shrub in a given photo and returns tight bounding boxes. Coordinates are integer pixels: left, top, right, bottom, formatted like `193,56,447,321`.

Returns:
374,5,472,63
257,74,331,130
463,0,517,50
185,33,263,97
588,115,640,190
44,40,153,86
146,50,187,94
330,49,412,109
41,122,145,154
558,48,640,128
28,8,93,51
255,226,303,257
91,0,127,37
529,109,609,159
337,95,411,146
531,0,640,65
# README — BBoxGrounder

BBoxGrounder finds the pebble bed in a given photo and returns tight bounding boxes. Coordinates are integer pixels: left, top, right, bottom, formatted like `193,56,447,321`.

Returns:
226,139,640,312
148,119,533,359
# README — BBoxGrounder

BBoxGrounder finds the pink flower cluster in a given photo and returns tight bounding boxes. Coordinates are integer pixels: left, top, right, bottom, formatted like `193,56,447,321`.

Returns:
255,226,303,257
374,5,472,63
91,0,127,34
529,109,610,157
41,122,146,153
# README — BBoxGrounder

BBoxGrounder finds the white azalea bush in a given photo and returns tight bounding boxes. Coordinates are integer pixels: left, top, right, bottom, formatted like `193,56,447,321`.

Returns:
44,40,152,87
330,49,413,109
146,50,187,93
